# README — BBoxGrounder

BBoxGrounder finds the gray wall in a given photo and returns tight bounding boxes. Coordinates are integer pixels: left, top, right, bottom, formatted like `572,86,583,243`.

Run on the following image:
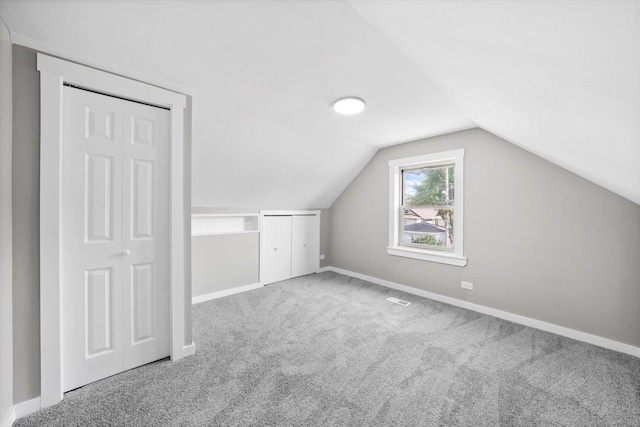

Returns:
330,128,640,347
12,44,40,404
11,45,194,403
191,207,260,298
1,16,14,423
191,208,331,298
192,233,260,296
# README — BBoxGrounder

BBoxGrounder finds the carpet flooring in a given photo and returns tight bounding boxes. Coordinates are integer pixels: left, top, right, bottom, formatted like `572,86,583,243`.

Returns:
15,271,640,426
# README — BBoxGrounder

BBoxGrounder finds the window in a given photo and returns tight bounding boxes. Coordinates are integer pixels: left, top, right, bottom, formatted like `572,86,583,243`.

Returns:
388,149,466,266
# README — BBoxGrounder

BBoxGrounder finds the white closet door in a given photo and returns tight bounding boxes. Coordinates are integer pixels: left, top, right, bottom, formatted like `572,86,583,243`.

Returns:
291,215,316,278
261,216,292,284
121,100,170,371
61,87,170,391
62,88,125,390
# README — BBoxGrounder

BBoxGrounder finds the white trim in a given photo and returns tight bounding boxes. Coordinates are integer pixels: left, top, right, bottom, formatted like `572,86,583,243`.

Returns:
387,150,463,168
182,343,196,357
14,397,41,420
37,54,191,408
37,54,185,109
260,210,321,216
12,31,193,96
192,282,263,305
323,266,640,358
38,66,64,409
317,266,331,273
388,149,465,266
1,407,15,427
0,398,40,427
191,214,259,218
386,247,467,267
316,215,321,274
192,230,259,237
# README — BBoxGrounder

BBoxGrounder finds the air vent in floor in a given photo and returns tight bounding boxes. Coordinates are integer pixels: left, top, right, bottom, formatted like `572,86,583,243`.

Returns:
386,297,410,306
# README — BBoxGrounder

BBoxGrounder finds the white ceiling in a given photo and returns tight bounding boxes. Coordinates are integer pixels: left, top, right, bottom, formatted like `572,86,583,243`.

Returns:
349,0,640,206
1,0,638,207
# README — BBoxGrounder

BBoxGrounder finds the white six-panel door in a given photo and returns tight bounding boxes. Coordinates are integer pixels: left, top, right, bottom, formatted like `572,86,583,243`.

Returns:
121,99,170,371
62,87,170,391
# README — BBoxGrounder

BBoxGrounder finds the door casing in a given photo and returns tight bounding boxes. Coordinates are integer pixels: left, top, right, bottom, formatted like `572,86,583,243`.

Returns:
38,54,192,408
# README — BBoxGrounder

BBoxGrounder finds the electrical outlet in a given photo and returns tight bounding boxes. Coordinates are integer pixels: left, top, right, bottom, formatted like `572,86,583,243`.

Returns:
461,281,473,290
319,254,325,260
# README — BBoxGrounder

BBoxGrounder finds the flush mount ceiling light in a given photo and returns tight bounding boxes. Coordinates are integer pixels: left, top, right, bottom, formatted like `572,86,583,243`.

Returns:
333,97,366,115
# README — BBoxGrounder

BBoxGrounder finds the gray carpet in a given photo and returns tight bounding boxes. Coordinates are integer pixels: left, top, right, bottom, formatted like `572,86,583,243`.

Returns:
15,272,640,426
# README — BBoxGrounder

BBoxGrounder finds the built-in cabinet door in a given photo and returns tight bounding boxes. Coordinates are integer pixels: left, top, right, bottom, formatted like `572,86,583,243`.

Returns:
261,216,292,284
62,87,170,392
291,215,316,278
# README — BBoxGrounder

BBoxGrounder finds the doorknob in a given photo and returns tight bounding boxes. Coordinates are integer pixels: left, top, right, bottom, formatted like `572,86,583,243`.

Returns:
123,250,131,256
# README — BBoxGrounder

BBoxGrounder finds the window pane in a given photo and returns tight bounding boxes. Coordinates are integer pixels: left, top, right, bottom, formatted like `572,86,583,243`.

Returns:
403,165,454,206
402,207,454,249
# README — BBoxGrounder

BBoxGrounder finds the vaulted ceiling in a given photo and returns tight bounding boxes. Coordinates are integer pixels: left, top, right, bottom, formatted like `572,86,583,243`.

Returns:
1,0,638,207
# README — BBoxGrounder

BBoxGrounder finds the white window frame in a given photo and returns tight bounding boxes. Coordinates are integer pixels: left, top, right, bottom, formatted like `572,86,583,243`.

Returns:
388,149,467,267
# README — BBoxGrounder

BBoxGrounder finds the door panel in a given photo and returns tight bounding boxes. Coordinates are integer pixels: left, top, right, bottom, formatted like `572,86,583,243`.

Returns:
63,87,124,391
62,87,169,391
85,154,115,242
291,215,317,278
121,100,170,370
86,107,115,141
131,263,155,343
85,268,114,356
131,159,154,239
131,116,155,146
262,216,292,284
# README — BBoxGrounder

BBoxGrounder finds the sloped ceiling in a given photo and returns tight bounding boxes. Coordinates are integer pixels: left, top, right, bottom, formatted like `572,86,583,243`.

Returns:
1,1,638,207
348,0,640,206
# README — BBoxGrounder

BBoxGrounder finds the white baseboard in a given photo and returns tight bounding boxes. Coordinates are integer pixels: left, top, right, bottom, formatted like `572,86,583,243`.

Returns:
192,282,263,305
13,396,41,421
1,407,16,427
182,343,196,357
324,266,640,358
9,348,194,422
317,266,331,273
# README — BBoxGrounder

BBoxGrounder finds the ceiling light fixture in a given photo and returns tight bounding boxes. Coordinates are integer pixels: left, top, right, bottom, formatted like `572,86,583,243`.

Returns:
333,97,366,115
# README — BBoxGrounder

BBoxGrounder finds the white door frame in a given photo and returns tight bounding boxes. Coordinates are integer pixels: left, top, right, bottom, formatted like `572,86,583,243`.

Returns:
38,54,191,408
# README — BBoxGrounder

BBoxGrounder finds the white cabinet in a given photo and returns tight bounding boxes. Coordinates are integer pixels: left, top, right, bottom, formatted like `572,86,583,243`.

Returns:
291,215,317,278
260,211,320,285
261,216,293,285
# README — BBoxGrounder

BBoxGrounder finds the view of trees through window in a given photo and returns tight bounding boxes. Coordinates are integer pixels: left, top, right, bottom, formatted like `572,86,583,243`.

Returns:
402,164,455,250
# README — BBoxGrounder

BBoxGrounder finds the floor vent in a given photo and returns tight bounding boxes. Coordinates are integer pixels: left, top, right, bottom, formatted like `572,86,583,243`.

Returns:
386,297,411,307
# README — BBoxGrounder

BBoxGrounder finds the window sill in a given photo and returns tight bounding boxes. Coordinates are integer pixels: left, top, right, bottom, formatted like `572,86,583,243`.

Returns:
387,246,467,267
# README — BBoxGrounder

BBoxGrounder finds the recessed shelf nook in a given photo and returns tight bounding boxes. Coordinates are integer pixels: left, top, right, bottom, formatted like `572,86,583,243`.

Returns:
191,213,260,236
